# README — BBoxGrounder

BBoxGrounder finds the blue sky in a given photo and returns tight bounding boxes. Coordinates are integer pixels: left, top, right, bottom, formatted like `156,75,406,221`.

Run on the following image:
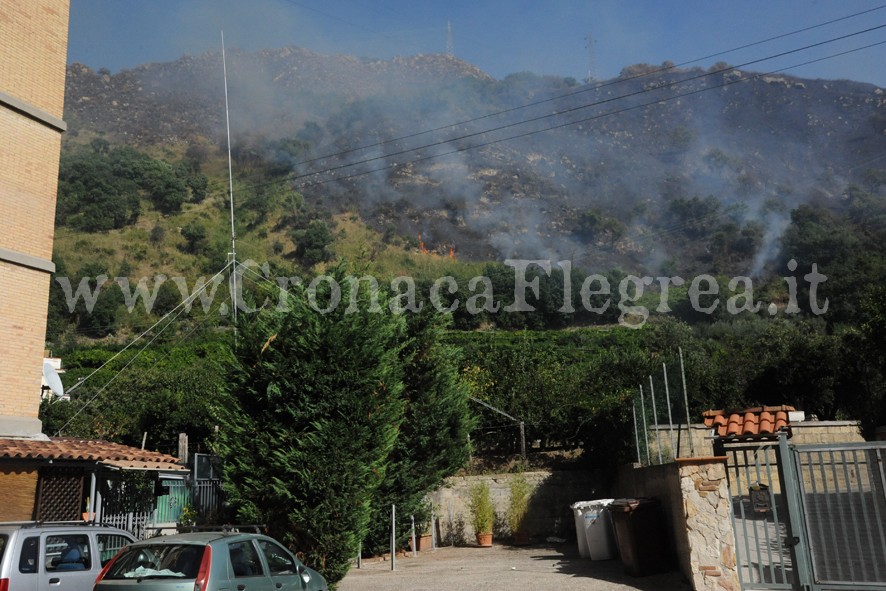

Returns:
68,0,886,86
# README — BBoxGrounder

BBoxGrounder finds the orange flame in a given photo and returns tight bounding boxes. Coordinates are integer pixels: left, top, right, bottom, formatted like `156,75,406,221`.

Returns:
418,234,429,255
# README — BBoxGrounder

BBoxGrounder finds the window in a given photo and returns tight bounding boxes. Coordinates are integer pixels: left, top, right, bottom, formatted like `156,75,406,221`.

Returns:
18,536,38,573
45,534,90,571
104,544,204,579
257,539,296,575
228,541,263,578
97,533,131,565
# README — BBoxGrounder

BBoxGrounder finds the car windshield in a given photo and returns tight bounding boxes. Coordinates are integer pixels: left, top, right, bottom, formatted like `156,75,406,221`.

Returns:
104,544,205,580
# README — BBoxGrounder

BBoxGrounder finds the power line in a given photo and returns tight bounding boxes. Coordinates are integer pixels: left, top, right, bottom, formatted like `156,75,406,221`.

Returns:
282,6,886,175
293,34,886,190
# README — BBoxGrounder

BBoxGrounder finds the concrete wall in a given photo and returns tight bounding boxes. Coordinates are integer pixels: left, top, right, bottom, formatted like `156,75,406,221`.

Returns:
0,0,70,437
430,470,602,544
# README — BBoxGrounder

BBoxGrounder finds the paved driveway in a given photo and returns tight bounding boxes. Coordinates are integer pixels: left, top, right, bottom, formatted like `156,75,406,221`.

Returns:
339,544,691,591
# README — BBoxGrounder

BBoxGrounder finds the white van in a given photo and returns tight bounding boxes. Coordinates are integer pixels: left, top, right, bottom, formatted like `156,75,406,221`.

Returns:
0,521,135,591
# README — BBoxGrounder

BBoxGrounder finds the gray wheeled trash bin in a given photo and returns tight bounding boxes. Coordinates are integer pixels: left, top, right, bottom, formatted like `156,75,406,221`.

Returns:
609,497,670,576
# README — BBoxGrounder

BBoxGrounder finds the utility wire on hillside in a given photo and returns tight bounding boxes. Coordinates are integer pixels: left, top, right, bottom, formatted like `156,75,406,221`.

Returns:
225,23,886,198
223,9,886,193
283,5,886,171
293,35,886,191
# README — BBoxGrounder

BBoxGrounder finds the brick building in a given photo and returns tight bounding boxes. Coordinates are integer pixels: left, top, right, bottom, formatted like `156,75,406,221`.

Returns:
0,2,188,526
0,0,70,438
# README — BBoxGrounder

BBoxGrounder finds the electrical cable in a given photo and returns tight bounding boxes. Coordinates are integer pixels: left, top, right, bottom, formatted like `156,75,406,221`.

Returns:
284,5,886,171
291,25,886,186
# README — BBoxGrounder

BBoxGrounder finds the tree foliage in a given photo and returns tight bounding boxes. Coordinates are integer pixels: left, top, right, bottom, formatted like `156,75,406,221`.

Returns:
214,268,408,585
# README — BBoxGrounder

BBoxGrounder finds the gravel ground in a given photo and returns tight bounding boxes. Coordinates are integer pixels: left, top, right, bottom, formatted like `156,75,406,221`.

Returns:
338,544,691,591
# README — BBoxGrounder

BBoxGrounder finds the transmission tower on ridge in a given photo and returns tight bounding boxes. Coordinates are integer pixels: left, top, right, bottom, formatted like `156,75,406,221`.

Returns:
446,21,454,56
585,33,598,82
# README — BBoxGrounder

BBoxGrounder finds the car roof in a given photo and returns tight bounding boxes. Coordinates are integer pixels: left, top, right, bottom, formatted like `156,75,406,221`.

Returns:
0,522,132,535
131,531,267,546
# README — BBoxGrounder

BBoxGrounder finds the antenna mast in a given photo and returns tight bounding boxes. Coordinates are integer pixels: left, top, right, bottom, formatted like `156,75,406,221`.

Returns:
221,32,238,335
585,33,597,82
446,21,454,56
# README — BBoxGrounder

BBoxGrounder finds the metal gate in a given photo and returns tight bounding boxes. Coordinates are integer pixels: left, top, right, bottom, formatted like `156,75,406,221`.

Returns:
725,434,886,591
724,441,796,590
791,443,886,591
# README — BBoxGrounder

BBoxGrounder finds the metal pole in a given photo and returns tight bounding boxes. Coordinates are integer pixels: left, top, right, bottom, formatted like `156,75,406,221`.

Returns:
410,515,417,557
639,385,650,465
679,347,694,456
649,375,662,464
357,542,362,569
632,401,641,464
431,507,437,550
662,363,676,455
394,506,400,567
519,421,526,459
448,501,454,546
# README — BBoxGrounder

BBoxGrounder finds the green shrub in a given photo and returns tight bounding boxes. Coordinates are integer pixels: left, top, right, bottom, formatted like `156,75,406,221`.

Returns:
468,481,494,535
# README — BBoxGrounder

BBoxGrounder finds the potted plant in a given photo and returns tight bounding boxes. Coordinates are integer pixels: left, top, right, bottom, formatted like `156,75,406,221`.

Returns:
468,481,495,547
410,503,435,552
507,474,532,545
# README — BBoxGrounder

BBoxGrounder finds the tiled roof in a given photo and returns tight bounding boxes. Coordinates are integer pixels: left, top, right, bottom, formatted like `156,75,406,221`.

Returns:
0,437,188,471
702,405,795,439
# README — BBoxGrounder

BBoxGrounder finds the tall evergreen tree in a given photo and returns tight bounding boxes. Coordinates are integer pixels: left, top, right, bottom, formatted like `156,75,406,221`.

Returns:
214,269,407,586
363,309,474,554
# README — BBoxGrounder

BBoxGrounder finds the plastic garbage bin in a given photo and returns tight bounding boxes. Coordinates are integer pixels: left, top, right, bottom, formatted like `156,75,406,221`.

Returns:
581,499,617,560
570,501,593,557
609,497,670,577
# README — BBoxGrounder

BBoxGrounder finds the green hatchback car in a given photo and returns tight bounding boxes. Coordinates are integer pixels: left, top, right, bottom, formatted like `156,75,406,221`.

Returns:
93,531,328,591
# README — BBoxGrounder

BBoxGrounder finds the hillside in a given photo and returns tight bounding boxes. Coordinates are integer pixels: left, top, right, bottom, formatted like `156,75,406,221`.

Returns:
60,47,886,283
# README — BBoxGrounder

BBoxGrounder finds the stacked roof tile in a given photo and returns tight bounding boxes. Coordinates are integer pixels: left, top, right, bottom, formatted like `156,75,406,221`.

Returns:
0,437,187,471
702,405,795,439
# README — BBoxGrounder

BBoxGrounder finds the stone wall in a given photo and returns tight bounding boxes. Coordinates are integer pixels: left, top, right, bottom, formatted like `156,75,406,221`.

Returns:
430,470,602,543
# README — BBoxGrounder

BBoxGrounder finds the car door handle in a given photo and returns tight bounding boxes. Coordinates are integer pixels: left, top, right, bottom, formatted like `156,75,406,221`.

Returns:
237,585,246,591
49,578,60,584
276,584,283,589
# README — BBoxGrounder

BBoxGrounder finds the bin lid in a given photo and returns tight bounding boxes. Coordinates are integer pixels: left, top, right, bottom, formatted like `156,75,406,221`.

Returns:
609,497,660,512
570,498,614,510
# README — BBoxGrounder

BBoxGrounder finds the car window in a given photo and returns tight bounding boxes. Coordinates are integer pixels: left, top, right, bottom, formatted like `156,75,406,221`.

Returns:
97,533,132,566
0,534,7,563
104,544,205,579
257,539,296,575
45,534,90,571
229,541,264,578
18,536,38,573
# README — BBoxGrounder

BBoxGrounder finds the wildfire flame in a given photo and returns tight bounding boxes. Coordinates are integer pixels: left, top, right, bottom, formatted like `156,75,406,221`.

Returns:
418,234,429,255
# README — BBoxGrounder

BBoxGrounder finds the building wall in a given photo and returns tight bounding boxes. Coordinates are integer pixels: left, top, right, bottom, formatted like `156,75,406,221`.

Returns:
0,0,70,437
0,466,39,520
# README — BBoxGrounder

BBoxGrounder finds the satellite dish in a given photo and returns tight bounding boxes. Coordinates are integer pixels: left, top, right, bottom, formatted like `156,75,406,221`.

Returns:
42,361,65,398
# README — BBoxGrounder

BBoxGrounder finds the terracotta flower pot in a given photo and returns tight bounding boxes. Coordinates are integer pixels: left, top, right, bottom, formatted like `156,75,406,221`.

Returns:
476,532,493,547
409,534,433,552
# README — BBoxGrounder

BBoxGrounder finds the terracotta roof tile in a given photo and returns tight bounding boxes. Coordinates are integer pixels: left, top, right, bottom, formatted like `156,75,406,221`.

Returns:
0,437,187,471
702,405,795,439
